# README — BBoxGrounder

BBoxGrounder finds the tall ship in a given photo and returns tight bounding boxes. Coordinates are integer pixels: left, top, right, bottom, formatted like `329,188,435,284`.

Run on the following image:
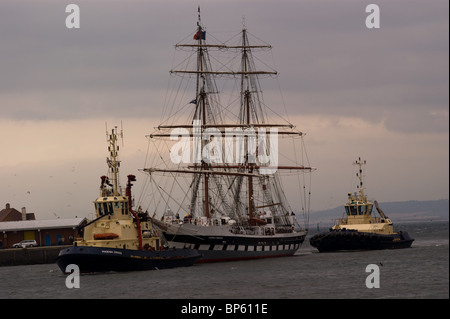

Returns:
56,127,201,273
309,158,414,252
140,8,315,263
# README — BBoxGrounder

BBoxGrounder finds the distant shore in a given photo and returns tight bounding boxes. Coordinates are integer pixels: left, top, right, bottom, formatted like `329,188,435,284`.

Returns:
308,199,449,226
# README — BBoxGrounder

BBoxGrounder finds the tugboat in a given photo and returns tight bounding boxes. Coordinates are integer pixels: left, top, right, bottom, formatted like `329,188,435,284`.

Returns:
310,158,414,252
56,127,201,273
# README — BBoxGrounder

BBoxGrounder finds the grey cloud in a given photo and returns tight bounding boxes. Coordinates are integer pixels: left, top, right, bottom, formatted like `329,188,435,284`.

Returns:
0,0,448,133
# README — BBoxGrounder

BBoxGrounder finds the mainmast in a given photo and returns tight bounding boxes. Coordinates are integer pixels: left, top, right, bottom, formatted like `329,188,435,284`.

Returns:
237,27,279,221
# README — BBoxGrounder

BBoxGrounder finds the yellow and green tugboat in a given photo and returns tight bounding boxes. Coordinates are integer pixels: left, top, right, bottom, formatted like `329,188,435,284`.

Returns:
56,127,201,273
310,158,414,252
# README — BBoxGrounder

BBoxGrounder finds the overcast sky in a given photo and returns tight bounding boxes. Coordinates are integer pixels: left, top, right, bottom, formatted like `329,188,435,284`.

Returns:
0,0,448,220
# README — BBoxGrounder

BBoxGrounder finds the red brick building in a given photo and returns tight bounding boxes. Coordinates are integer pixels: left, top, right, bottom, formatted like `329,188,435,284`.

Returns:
0,203,35,222
0,204,86,248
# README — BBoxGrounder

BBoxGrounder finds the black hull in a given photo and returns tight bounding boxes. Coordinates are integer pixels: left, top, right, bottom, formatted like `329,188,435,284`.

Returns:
56,246,201,273
164,233,306,263
309,230,414,252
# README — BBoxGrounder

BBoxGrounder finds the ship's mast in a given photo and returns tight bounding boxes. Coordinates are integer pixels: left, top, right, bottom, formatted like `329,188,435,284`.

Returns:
241,28,255,220
195,6,211,219
354,157,367,200
144,10,314,225
106,125,123,196
238,27,278,221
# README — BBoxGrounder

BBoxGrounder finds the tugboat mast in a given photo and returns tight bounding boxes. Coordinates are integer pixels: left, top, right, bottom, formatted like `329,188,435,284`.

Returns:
354,157,367,200
106,125,123,196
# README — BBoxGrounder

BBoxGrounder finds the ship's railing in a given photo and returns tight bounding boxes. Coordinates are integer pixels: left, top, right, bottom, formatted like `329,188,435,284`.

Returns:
335,218,348,225
163,215,207,226
230,226,262,235
335,216,386,226
275,225,296,233
229,225,292,236
164,214,294,236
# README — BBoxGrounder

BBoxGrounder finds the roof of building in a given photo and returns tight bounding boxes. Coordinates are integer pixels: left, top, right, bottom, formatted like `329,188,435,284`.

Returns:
0,203,36,222
0,217,86,232
0,207,21,222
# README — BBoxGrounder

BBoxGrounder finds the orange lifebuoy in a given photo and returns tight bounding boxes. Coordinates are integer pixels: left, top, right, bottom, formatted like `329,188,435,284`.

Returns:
94,233,119,240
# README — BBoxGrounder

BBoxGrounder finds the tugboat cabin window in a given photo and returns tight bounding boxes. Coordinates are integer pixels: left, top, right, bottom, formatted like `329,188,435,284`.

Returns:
346,203,370,216
121,202,128,215
346,205,358,215
99,202,113,215
357,204,363,215
96,203,103,215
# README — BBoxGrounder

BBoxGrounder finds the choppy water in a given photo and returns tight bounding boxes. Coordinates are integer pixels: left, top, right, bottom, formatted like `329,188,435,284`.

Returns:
0,221,448,300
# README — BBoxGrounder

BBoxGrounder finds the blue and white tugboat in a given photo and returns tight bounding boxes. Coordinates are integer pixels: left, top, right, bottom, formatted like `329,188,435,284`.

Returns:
56,127,201,273
310,158,414,252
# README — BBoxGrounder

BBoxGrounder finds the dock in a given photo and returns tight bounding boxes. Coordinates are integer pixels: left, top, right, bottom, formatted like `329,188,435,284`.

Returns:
0,246,70,267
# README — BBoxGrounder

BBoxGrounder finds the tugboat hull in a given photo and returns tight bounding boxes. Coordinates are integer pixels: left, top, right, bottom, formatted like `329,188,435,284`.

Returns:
309,230,414,252
56,246,201,273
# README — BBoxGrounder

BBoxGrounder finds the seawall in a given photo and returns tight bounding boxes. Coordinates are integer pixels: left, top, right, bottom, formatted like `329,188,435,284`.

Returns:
0,246,70,267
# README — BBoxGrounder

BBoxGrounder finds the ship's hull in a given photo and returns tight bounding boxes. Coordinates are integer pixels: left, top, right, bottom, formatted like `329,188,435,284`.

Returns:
155,221,306,263
56,245,201,273
309,230,414,252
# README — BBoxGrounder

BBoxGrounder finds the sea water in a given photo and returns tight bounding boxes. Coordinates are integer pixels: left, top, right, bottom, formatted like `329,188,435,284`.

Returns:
0,221,448,300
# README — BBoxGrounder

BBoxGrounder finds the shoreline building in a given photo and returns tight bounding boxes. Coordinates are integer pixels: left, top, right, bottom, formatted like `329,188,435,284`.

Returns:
0,203,85,248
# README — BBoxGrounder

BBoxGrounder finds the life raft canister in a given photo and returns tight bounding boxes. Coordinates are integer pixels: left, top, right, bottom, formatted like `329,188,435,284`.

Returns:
94,233,119,240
